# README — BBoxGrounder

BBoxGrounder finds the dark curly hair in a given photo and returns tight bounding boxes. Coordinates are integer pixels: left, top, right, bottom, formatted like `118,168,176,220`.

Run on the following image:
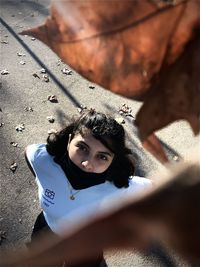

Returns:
46,109,135,188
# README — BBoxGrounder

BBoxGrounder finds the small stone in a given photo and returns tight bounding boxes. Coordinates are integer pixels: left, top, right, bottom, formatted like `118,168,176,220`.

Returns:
20,60,26,65
17,52,26,57
0,123,4,127
1,40,8,44
24,106,33,112
47,116,55,123
10,162,18,172
39,68,46,74
31,37,36,41
10,142,19,147
33,199,37,203
48,95,58,103
48,129,57,135
19,218,22,223
32,73,40,79
62,68,72,75
1,69,9,75
42,74,49,82
15,123,25,132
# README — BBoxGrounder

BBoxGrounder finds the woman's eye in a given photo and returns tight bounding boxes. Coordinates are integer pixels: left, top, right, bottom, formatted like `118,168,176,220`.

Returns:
76,144,87,152
98,154,108,161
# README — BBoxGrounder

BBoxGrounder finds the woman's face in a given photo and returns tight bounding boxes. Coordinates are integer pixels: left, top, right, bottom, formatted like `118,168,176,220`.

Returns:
67,133,114,173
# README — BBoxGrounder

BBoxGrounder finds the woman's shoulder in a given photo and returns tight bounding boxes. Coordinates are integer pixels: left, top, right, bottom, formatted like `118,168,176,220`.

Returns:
25,144,48,163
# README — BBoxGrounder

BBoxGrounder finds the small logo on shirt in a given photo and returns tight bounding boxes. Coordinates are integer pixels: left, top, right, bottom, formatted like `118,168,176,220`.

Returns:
45,189,55,200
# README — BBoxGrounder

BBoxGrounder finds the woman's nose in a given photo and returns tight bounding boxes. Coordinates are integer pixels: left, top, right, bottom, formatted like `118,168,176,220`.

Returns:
81,160,93,172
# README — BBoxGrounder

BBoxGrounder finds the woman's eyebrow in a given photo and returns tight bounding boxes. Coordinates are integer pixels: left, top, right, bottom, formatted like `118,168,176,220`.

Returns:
98,151,113,157
79,141,113,157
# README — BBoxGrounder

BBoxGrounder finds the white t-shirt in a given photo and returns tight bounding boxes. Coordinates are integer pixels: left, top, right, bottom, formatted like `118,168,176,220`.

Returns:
26,144,151,235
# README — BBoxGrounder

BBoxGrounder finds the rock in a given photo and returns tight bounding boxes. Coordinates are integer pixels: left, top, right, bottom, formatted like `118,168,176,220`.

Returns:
32,73,40,79
62,68,72,75
42,74,49,82
1,40,8,44
15,123,25,132
47,116,55,123
24,106,33,112
20,60,26,65
17,52,26,57
10,142,19,147
39,68,46,74
1,69,9,75
10,162,17,172
48,95,58,103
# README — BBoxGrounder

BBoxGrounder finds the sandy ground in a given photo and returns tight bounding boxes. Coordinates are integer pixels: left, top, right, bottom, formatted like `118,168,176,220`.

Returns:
0,1,200,266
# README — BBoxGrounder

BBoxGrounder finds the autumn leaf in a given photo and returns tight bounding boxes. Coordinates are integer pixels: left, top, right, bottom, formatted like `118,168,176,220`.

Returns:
20,0,200,163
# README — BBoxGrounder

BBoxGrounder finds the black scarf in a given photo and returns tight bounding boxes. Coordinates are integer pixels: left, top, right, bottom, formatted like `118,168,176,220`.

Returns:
54,154,108,189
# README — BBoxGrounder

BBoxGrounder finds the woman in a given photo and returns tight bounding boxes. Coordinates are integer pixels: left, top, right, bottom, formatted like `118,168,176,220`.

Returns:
25,109,151,267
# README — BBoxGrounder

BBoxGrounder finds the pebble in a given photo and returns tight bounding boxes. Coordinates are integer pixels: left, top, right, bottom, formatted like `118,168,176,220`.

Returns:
47,116,55,123
24,106,33,112
62,68,72,75
42,74,49,82
39,68,46,74
17,52,26,57
1,40,8,44
32,73,40,79
48,95,58,103
15,123,25,132
1,69,9,75
10,142,19,147
20,60,26,65
10,162,17,172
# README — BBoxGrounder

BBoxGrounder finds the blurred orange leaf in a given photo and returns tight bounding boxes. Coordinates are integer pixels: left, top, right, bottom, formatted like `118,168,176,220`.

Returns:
20,0,200,163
